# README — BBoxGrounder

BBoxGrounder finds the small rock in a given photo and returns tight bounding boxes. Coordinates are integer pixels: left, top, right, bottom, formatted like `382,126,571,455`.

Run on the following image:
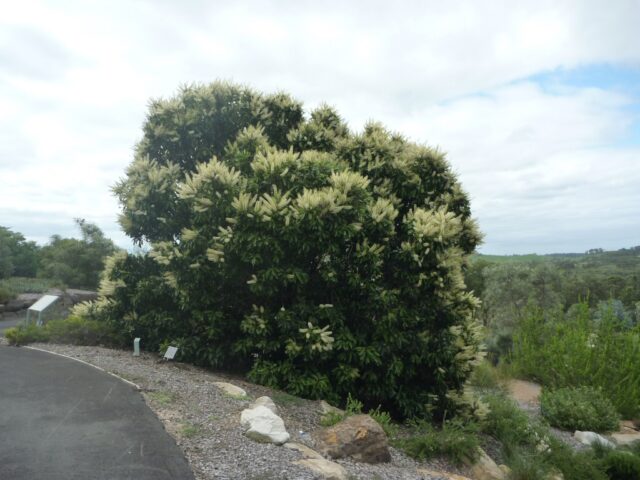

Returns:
252,396,277,414
314,414,391,463
213,382,247,398
319,400,345,416
284,442,323,459
573,431,615,448
240,405,290,444
465,447,506,480
417,468,472,479
294,458,348,480
611,432,640,446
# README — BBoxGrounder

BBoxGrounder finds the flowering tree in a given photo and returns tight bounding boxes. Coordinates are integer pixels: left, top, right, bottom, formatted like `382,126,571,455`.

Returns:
87,82,483,418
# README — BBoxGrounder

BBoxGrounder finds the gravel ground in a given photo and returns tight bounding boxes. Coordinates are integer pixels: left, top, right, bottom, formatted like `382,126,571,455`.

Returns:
16,342,472,480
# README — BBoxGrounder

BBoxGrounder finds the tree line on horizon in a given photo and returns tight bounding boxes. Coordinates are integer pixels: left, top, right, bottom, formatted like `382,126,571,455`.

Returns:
0,219,118,291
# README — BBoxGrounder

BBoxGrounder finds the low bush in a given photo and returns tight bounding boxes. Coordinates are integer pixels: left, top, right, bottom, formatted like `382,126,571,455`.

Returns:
540,386,619,432
0,285,15,303
480,393,610,480
4,323,48,345
481,394,543,453
600,450,640,480
511,301,640,418
4,316,118,346
396,420,480,466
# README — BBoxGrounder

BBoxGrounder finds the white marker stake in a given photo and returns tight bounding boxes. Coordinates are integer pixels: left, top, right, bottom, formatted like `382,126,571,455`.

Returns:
164,346,178,360
133,338,141,356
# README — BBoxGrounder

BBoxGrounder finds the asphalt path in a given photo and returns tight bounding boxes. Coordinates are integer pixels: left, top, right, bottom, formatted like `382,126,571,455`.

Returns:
0,346,194,480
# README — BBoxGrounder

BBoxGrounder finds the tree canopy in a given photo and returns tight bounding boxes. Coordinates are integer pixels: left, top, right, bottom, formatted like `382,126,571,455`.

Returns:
88,81,483,418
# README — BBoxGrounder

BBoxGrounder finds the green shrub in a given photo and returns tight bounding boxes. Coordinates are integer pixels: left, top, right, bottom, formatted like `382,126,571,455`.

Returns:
396,420,480,466
511,302,640,418
4,316,117,346
601,450,640,480
4,323,48,345
0,285,15,303
481,394,541,451
540,386,619,432
83,81,484,419
480,393,609,480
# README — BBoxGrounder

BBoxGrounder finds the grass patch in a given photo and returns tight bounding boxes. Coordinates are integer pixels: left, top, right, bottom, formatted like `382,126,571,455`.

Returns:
395,420,480,466
148,391,175,406
4,316,117,346
271,391,305,406
0,277,62,294
180,423,201,438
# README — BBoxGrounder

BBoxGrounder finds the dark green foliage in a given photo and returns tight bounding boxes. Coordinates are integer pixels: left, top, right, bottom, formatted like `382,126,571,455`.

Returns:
4,316,116,346
396,420,480,466
101,81,484,419
541,387,619,432
39,219,118,289
600,450,640,480
511,302,640,418
0,285,14,303
0,226,39,278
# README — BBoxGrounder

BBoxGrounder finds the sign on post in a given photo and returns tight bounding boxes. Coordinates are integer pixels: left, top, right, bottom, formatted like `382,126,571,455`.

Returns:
164,346,178,360
26,295,60,326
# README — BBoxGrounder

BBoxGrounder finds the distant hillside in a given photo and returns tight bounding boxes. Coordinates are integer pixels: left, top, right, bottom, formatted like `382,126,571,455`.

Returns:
473,246,640,270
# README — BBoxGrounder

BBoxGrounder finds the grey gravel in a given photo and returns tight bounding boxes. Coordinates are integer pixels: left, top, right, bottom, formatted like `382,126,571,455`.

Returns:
25,343,472,480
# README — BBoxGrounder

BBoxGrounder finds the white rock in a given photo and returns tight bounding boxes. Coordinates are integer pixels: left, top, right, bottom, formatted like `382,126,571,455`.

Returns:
294,458,348,480
573,431,615,448
284,442,324,459
252,396,278,414
240,405,290,444
213,382,247,398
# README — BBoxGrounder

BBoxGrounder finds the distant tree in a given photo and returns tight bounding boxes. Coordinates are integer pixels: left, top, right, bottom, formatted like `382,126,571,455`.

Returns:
38,219,118,289
0,226,40,278
481,262,563,360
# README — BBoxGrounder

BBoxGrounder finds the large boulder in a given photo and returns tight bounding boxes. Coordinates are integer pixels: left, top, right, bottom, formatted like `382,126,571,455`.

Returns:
314,414,390,463
240,400,290,445
574,430,615,448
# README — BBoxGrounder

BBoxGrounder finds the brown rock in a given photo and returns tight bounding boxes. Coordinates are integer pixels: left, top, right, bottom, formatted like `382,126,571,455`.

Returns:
611,432,640,446
417,468,472,479
464,447,506,480
294,458,347,480
314,414,391,463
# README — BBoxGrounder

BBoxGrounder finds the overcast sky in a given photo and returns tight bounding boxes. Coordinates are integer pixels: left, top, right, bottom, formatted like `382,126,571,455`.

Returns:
1,1,639,254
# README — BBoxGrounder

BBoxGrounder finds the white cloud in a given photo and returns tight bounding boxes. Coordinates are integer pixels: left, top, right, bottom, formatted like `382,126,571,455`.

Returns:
0,0,639,252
